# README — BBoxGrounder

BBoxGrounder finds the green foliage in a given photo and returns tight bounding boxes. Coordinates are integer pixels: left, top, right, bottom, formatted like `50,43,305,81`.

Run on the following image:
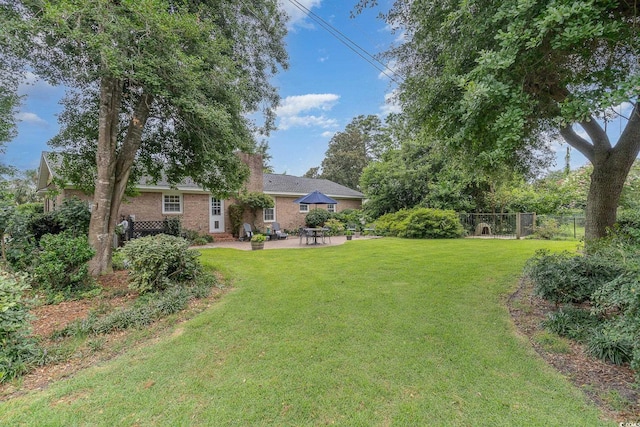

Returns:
0,196,91,272
323,218,344,236
319,115,386,190
55,272,218,338
534,218,560,240
0,270,40,383
111,249,126,271
228,204,244,238
591,272,640,377
370,0,639,239
163,217,182,237
331,209,364,227
32,232,96,298
181,229,214,245
613,210,640,240
238,192,274,226
586,328,634,366
541,306,600,342
56,197,91,236
305,208,330,228
121,234,201,294
361,135,477,218
374,208,464,239
526,249,623,304
250,234,266,243
238,192,274,211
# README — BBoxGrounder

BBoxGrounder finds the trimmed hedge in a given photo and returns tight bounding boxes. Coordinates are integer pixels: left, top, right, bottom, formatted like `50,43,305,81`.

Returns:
374,208,464,239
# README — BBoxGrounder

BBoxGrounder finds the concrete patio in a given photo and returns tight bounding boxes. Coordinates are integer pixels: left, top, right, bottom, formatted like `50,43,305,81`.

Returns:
197,235,379,250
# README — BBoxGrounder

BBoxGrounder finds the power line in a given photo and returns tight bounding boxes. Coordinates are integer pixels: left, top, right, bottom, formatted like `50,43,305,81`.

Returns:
286,0,401,84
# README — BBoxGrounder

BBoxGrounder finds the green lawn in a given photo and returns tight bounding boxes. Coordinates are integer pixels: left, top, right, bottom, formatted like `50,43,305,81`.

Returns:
0,239,613,426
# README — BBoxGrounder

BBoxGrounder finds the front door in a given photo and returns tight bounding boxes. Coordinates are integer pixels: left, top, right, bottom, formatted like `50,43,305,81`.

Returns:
209,197,224,233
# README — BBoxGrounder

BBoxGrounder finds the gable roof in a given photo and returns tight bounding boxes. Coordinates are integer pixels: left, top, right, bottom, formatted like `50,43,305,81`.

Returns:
263,173,364,199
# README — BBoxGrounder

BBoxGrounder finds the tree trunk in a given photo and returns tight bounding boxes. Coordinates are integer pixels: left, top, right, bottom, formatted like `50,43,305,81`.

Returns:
88,77,153,276
585,157,632,240
88,77,122,277
562,104,640,240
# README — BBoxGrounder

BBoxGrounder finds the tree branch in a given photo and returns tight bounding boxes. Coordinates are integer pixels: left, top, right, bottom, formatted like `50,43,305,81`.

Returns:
559,124,595,163
579,116,611,152
612,102,640,160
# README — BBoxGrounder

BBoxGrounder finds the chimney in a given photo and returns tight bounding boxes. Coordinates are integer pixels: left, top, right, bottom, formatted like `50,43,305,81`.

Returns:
236,152,264,193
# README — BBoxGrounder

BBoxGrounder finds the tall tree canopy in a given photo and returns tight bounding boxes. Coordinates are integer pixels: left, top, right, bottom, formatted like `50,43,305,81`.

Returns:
309,114,388,190
0,5,21,175
361,115,479,217
2,0,288,274
363,0,640,239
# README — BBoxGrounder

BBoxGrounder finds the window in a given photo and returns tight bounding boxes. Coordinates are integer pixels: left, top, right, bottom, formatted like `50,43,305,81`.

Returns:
264,207,275,222
327,204,336,213
163,193,182,214
299,203,309,213
211,198,222,216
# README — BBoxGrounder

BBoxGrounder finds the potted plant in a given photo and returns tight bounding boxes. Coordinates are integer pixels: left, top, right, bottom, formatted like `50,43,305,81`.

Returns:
345,230,353,241
251,234,266,250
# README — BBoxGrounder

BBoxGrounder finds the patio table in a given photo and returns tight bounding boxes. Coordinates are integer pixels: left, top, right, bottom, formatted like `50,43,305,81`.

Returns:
304,227,324,245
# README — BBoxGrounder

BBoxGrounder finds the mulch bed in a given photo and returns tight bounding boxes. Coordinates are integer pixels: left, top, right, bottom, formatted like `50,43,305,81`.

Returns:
508,277,640,422
0,270,227,400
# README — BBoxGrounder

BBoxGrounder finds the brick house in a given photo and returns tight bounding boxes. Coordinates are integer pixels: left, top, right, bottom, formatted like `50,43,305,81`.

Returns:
37,152,365,237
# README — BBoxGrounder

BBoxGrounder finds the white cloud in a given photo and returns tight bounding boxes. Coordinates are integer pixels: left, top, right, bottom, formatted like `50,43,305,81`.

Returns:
278,0,322,30
279,115,338,131
15,112,48,126
321,131,335,138
379,91,401,116
377,59,399,80
276,93,340,116
17,71,58,98
275,94,340,130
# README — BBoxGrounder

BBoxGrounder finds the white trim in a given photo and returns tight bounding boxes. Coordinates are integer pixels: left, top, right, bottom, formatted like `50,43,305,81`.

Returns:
299,203,309,213
162,193,183,214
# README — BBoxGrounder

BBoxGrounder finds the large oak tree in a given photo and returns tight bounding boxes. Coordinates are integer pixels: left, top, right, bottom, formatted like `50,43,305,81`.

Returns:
2,0,288,274
362,0,640,239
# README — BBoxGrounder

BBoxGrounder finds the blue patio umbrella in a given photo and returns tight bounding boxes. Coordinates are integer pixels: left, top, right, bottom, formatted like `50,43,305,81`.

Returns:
293,190,337,206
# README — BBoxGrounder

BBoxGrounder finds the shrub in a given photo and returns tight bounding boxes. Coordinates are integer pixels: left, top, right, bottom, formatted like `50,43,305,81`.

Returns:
32,231,96,297
526,249,624,304
228,204,244,238
374,208,464,239
305,208,330,227
614,209,640,240
591,273,640,377
374,209,412,236
0,270,40,383
587,327,634,366
121,234,201,293
111,249,126,271
534,218,560,240
191,237,209,246
323,218,344,235
542,306,601,342
163,217,182,237
56,197,91,236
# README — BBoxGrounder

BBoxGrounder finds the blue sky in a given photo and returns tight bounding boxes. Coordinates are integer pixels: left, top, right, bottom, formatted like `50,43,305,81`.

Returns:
6,1,401,176
5,0,628,177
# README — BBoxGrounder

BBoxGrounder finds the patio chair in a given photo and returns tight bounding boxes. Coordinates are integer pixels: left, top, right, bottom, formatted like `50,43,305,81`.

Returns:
272,222,288,240
243,223,253,241
321,227,331,244
299,227,311,245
